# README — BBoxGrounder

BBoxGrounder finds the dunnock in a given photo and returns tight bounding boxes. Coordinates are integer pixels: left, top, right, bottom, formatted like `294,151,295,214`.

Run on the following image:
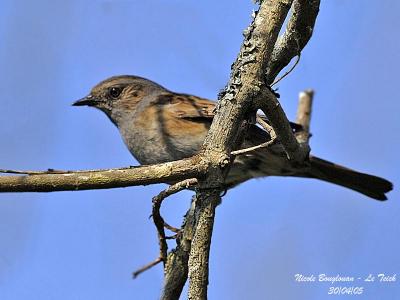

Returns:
73,75,392,200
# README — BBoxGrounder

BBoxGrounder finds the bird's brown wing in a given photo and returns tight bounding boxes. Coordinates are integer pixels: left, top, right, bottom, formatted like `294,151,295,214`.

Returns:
153,92,293,186
161,93,279,150
150,93,215,142
163,93,216,121
164,93,303,132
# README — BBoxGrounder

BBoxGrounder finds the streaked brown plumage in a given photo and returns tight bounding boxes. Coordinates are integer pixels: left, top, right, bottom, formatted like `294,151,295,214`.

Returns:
73,75,393,200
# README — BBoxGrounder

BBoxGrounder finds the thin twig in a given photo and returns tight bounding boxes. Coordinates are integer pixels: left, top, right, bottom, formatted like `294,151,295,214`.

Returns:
231,139,275,156
266,0,320,84
271,53,301,87
132,257,163,279
165,234,179,240
256,114,277,140
152,179,198,265
232,114,278,156
164,222,180,233
133,179,197,280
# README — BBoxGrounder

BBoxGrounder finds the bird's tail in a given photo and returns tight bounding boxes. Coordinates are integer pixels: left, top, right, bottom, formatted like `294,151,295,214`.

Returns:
305,156,392,200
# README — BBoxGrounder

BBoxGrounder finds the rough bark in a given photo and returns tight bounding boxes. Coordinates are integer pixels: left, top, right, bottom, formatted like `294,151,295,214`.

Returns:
162,197,197,300
187,1,304,299
266,0,320,84
0,157,207,193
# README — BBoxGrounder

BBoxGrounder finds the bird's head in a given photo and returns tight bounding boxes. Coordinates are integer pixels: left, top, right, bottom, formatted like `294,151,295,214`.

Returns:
73,75,166,124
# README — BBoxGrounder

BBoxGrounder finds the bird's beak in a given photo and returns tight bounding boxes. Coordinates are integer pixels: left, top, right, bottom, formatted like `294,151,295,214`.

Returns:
72,95,98,107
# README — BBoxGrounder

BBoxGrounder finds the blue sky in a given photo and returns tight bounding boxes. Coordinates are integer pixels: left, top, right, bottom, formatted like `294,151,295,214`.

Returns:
0,1,399,299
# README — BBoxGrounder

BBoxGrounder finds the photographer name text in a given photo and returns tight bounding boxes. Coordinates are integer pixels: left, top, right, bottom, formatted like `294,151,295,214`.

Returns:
294,273,396,295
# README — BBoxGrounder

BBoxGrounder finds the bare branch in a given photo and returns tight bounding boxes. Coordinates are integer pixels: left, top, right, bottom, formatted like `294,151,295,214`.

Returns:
187,191,220,300
231,139,276,156
271,53,300,87
187,1,297,299
266,0,320,84
164,223,180,234
152,179,198,264
132,257,163,279
0,166,139,175
0,158,206,193
132,179,198,282
162,198,197,300
257,87,310,162
257,114,277,140
295,89,314,144
153,179,198,205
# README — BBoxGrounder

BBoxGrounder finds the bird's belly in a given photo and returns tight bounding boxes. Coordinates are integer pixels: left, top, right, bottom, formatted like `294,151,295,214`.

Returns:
119,126,204,165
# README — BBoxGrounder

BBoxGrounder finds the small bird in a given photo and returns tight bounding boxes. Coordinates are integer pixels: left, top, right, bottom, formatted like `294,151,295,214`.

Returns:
73,75,392,200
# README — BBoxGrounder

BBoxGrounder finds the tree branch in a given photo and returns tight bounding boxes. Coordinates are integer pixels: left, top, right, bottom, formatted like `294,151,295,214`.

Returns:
256,87,310,162
266,0,320,84
295,89,314,144
162,197,197,300
0,157,207,193
187,191,220,300
132,257,163,279
133,179,198,280
187,1,301,299
152,179,198,264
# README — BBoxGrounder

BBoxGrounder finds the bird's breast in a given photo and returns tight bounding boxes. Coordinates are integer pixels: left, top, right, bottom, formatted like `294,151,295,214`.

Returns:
118,105,208,164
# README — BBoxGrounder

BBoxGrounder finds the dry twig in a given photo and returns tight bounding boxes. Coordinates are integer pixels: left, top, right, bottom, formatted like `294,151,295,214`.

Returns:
133,257,163,279
152,179,198,264
133,179,198,280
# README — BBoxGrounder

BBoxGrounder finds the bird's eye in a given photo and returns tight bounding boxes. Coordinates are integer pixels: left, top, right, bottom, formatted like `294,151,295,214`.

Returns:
109,87,122,99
